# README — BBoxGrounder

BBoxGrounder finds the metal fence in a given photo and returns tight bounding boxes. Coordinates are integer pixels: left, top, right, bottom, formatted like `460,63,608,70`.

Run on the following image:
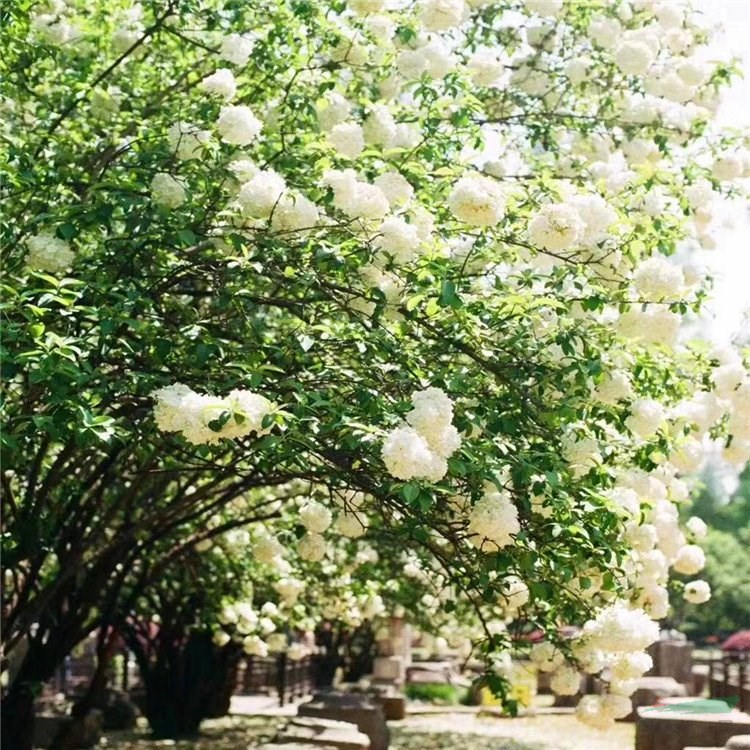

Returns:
708,651,750,712
235,653,315,706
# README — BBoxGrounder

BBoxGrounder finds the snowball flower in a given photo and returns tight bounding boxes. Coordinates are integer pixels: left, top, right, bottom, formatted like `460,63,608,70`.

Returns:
611,652,653,682
217,105,262,145
253,533,285,565
362,104,397,146
581,604,660,654
530,641,564,672
299,500,333,533
270,192,319,232
219,33,254,66
200,68,237,100
615,40,656,76
684,580,711,604
237,170,286,218
525,0,563,17
298,532,327,562
551,665,582,696
420,0,465,31
323,169,390,220
327,122,365,160
626,398,666,439
576,695,615,730
350,0,386,13
616,307,681,347
150,173,186,209
632,256,685,300
336,511,368,538
168,122,211,160
242,635,268,657
594,370,633,405
213,631,231,647
528,203,584,251
686,517,708,541
381,425,447,482
448,175,507,227
501,576,530,611
672,544,706,575
317,92,352,132
466,49,505,87
25,232,75,274
373,172,414,207
374,216,421,264
467,487,520,551
712,153,743,182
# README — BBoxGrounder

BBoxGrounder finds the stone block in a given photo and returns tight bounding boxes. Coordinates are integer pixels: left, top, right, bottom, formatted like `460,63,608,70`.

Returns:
648,640,694,684
727,736,750,749
376,695,406,721
635,706,750,750
299,692,389,750
631,676,688,711
278,717,370,750
373,656,404,684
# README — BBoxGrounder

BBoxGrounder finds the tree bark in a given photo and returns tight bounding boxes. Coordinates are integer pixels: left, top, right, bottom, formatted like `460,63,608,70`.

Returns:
1,680,36,750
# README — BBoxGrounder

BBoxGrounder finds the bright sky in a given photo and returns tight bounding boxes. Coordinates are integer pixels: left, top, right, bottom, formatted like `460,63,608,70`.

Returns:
696,0,750,343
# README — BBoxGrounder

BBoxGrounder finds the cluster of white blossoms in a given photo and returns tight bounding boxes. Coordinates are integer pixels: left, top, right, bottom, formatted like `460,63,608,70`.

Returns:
200,68,237,101
467,483,520,551
216,105,262,145
565,604,661,728
25,232,75,274
527,193,617,254
448,174,507,228
322,169,390,221
381,388,461,482
152,383,274,445
150,173,186,209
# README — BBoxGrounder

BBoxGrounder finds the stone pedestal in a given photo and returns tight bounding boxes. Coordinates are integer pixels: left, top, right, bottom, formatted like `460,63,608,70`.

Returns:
648,640,694,685
278,717,370,750
299,692,389,750
635,706,750,750
372,656,405,685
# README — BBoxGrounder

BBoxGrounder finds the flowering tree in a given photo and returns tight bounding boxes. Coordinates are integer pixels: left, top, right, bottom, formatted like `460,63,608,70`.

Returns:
2,0,749,745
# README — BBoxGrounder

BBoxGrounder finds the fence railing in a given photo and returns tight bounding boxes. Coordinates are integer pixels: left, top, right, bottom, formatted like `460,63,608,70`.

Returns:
235,653,315,706
708,651,750,713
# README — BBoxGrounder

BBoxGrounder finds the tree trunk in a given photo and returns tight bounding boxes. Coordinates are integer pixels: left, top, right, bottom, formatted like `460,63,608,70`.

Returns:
1,680,36,750
130,630,239,739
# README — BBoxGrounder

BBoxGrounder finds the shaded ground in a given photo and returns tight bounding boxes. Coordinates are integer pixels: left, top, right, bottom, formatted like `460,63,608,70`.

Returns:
102,711,634,750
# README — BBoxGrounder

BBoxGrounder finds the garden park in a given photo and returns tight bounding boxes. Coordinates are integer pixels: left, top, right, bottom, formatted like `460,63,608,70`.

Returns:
1,0,749,749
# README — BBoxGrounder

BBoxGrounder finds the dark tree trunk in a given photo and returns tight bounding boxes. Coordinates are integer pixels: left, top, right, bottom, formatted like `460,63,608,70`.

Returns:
1,680,36,750
128,629,239,739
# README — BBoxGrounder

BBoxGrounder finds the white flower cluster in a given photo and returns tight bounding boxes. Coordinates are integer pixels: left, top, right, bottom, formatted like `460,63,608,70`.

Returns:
381,387,461,482
152,383,274,445
632,255,685,300
200,68,237,101
150,173,186,209
216,105,262,145
299,499,333,533
448,174,507,227
528,194,616,253
570,603,661,728
168,122,211,160
25,232,75,274
467,483,520,551
323,169,390,220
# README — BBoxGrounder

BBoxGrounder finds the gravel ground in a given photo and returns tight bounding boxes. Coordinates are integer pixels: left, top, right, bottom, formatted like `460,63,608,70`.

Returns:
101,712,634,750
396,712,635,750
